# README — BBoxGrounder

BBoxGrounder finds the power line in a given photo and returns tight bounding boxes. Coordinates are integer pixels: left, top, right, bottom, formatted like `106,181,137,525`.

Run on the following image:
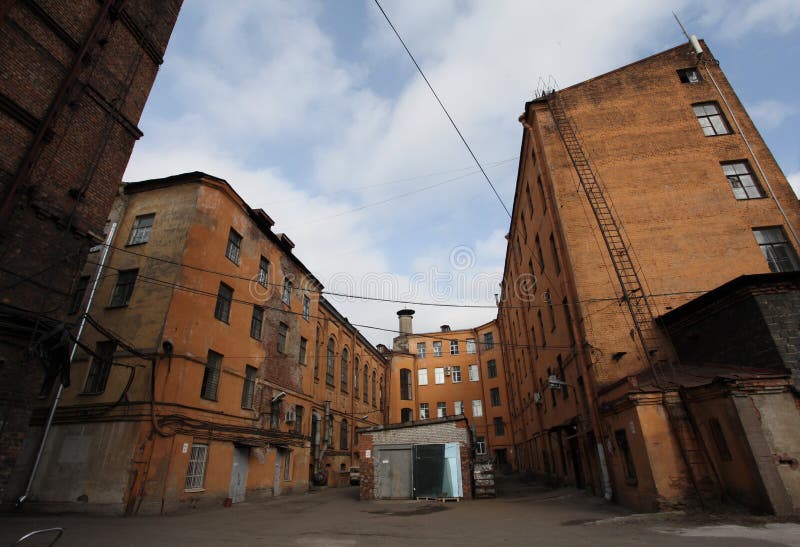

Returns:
373,0,512,218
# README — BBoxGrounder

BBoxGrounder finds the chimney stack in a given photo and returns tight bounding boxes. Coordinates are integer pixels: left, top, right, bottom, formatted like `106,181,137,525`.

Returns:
440,325,451,332
397,309,415,335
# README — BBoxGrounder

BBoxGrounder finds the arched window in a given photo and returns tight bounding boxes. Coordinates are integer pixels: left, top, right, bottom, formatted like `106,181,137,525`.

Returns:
339,420,348,450
354,357,360,397
326,337,335,386
363,366,369,403
314,326,321,379
340,347,349,393
379,376,384,409
400,369,412,400
371,371,377,408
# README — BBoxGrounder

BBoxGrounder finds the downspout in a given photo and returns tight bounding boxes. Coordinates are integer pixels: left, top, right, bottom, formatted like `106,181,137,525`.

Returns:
16,222,117,506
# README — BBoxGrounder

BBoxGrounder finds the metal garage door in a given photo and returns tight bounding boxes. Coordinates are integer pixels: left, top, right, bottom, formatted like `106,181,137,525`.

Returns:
413,444,446,498
375,446,412,499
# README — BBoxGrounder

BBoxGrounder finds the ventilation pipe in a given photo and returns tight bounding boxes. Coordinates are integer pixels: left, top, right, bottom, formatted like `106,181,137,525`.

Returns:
397,309,414,335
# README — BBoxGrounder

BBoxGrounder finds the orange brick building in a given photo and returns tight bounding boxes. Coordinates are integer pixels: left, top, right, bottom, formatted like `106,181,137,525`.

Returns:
0,1,182,505
498,40,800,512
23,172,388,513
387,311,512,468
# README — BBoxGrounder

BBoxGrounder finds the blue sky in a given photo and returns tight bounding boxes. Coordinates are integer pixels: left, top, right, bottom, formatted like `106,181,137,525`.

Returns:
124,0,800,346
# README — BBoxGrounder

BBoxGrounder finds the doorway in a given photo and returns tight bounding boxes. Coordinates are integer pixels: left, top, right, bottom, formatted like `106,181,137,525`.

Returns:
229,445,249,503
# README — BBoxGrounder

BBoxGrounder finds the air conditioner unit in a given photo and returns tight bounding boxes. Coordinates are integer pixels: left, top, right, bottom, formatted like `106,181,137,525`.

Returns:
533,392,543,405
444,366,451,376
284,409,297,423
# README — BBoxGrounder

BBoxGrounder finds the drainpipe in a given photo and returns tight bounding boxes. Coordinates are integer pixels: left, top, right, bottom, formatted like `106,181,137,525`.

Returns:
17,222,117,506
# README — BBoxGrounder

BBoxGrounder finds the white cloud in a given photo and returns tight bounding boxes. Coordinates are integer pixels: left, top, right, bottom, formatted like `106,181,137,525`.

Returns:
747,100,799,130
695,0,800,39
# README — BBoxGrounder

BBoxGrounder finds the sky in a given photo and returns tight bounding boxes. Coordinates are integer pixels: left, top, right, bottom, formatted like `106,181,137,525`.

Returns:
124,0,800,347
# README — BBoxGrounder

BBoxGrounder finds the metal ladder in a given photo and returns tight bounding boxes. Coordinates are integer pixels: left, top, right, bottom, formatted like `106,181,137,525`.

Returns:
545,91,667,386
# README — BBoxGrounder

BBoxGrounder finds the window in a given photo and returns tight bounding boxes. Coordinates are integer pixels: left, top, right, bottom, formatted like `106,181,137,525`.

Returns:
546,292,556,332
526,182,534,217
201,350,222,401
68,275,90,315
451,365,462,383
128,213,154,245
469,364,479,382
483,332,494,350
549,233,561,275
535,235,544,273
722,161,764,200
277,322,288,354
283,450,292,481
417,342,426,358
282,277,292,305
615,429,637,483
537,175,547,213
109,269,137,307
466,338,476,354
450,340,459,355
184,444,208,491
436,402,446,418
241,365,257,409
472,399,483,417
299,337,308,364
693,102,731,136
418,368,428,386
454,400,464,415
434,367,445,384
363,367,368,402
340,348,349,393
258,256,270,288
314,327,321,379
250,306,263,339
226,229,242,264
83,340,116,394
563,297,576,347
214,283,233,322
548,367,557,407
326,338,335,386
494,417,505,436
475,436,487,455
400,368,412,400
557,355,568,400
401,408,413,422
754,227,799,272
537,310,547,347
433,341,443,357
419,402,429,419
709,418,732,461
487,359,497,379
354,358,360,397
340,420,348,450
678,67,702,83
490,388,501,407
371,371,377,407
294,406,304,434
302,295,310,320
380,377,384,409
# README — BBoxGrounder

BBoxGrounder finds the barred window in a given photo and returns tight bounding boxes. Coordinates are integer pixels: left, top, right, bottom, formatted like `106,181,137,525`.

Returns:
201,350,222,401
184,444,208,491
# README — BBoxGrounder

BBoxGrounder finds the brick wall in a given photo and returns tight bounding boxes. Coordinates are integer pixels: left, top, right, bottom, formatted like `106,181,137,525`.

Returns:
0,0,182,504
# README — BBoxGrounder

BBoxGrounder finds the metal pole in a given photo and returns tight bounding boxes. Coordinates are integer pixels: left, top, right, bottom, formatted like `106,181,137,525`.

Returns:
17,223,117,506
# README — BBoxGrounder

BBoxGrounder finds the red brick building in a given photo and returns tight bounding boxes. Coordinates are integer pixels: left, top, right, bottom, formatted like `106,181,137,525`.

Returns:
497,39,800,512
0,1,182,506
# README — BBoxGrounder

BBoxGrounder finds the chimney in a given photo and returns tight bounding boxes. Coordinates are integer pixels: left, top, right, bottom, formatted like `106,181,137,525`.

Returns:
440,325,451,332
397,309,415,335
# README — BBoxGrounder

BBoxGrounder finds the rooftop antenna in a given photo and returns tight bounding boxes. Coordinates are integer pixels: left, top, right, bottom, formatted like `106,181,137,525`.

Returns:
673,11,703,56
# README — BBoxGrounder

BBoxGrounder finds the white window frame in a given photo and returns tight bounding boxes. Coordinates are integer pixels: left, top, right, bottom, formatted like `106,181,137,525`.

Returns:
469,364,479,382
451,365,461,383
476,437,487,455
454,400,463,415
433,341,443,357
472,399,483,417
185,444,208,491
416,342,426,358
434,367,445,384
128,213,154,245
450,340,459,355
418,368,428,386
419,403,429,419
466,338,476,354
436,402,446,418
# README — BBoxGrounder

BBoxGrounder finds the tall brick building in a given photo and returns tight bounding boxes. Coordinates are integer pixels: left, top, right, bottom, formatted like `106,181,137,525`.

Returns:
0,1,182,505
498,40,800,513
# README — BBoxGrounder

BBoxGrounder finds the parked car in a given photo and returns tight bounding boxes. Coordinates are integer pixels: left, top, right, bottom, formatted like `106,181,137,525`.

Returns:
349,466,360,485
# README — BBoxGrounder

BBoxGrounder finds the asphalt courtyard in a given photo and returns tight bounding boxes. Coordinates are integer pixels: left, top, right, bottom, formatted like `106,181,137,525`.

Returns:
2,478,799,546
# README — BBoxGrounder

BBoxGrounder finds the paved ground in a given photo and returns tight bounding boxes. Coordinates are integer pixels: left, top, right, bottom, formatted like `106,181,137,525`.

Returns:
2,478,799,546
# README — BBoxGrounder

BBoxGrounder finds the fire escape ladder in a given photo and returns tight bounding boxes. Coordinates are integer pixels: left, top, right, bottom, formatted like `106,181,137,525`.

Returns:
545,91,667,386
